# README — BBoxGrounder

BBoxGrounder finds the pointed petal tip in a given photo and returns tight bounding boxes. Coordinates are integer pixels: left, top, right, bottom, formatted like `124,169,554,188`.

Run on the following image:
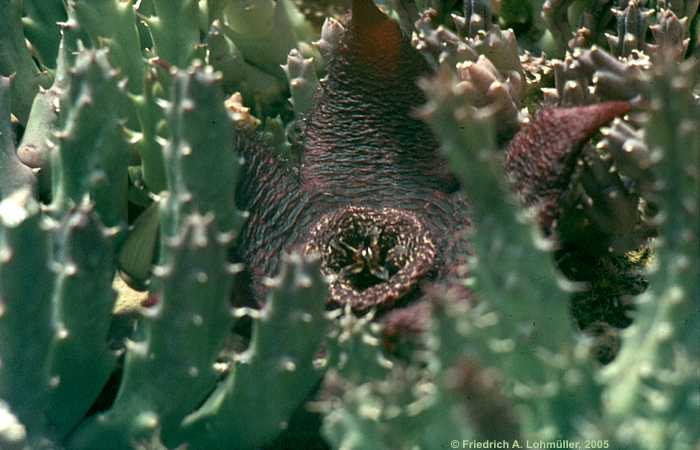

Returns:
351,0,388,27
348,0,403,68
556,101,632,141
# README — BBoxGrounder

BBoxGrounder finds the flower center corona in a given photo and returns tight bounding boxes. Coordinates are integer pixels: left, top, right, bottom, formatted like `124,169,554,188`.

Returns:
305,206,437,310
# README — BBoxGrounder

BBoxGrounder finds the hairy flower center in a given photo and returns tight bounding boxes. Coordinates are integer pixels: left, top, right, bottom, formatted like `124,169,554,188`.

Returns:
328,224,402,290
305,206,437,310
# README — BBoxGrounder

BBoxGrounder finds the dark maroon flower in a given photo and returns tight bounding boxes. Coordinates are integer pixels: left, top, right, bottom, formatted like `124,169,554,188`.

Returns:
232,0,629,327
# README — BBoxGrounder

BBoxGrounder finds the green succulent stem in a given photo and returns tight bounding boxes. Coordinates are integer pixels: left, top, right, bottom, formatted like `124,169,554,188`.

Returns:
183,253,329,450
44,201,118,439
0,0,51,124
147,0,203,67
49,50,130,230
22,0,67,69
600,56,700,450
0,76,36,198
0,189,54,437
420,67,602,440
68,0,145,96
